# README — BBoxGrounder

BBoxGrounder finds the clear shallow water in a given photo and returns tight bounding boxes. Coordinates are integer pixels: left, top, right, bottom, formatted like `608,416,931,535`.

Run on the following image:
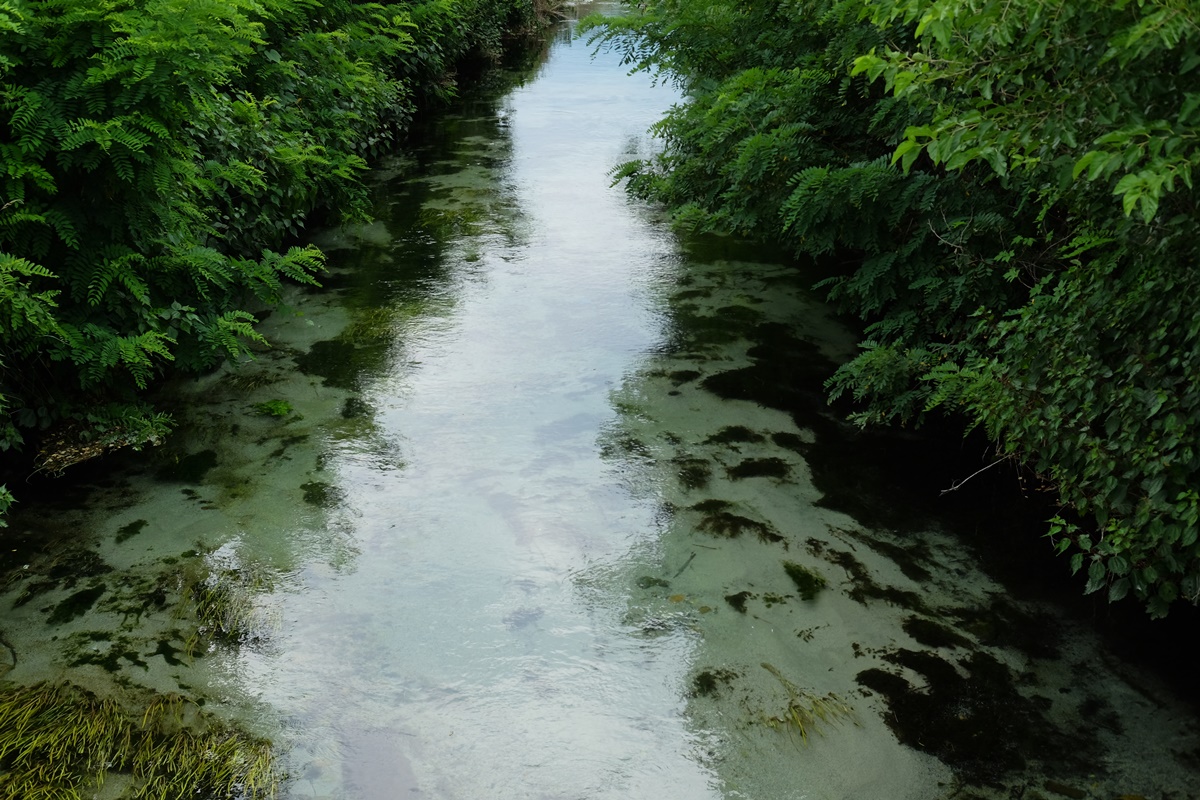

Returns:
2,8,1199,800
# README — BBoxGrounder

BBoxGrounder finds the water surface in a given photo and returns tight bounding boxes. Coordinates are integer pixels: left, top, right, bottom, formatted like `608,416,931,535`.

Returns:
2,8,1198,800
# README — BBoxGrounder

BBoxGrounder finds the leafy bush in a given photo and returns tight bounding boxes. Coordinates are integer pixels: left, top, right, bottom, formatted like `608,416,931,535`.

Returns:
591,0,1200,615
1,0,550,487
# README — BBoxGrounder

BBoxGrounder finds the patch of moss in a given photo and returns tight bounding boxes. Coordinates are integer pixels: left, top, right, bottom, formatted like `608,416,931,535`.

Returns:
819,547,931,613
1077,693,1124,735
948,597,1062,660
782,561,825,600
838,527,934,584
66,632,149,672
251,399,294,418
770,431,809,453
13,579,55,608
153,639,186,667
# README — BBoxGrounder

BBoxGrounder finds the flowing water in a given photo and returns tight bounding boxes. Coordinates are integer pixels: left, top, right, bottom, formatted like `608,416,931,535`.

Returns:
2,7,1199,800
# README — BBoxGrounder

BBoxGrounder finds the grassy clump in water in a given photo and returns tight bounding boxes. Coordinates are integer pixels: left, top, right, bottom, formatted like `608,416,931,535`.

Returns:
180,560,277,653
0,682,277,799
760,662,854,744
782,561,826,600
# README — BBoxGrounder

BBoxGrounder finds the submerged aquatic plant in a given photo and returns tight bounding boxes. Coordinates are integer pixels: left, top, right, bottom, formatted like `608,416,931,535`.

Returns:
782,560,826,600
178,558,278,654
0,682,277,799
251,400,294,418
759,662,854,745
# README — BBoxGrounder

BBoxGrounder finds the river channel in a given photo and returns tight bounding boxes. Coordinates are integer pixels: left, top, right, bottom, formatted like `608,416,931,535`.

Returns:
2,6,1199,800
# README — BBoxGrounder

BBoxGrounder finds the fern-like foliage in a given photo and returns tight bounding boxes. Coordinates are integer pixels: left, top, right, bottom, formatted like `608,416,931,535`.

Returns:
0,0,553,505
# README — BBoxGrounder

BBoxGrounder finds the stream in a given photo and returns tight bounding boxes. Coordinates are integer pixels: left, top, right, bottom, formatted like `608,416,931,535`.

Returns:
2,6,1198,800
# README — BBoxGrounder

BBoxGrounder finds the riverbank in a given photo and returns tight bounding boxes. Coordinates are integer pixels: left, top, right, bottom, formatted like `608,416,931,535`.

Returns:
2,6,1198,799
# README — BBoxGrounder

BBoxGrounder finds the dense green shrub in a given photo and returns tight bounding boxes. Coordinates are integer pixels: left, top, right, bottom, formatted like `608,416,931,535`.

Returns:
0,0,549,482
591,0,1200,615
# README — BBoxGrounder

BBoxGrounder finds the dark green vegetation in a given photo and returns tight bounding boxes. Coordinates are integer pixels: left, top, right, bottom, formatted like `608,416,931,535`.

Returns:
0,0,557,516
759,662,854,744
781,560,825,601
0,682,276,799
591,0,1200,616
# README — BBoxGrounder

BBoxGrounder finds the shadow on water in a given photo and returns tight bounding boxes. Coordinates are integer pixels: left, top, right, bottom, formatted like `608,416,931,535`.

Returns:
602,230,1200,797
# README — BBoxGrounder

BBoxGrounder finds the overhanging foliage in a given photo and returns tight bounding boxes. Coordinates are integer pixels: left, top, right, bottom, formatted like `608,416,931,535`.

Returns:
590,0,1200,615
0,0,550,507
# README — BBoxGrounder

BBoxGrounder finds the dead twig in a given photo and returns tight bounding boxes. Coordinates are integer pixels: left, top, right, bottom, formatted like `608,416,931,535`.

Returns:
940,457,1006,495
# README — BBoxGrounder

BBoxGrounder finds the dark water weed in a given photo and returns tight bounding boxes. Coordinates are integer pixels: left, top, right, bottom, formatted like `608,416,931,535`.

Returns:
698,509,782,544
782,561,825,600
704,426,765,445
726,457,790,480
672,456,712,490
692,668,739,697
47,585,107,624
115,519,149,544
724,591,755,613
0,682,277,799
